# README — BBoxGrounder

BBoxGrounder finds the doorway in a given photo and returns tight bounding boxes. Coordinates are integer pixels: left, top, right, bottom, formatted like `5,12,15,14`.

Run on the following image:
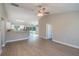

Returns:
28,24,39,42
46,24,53,41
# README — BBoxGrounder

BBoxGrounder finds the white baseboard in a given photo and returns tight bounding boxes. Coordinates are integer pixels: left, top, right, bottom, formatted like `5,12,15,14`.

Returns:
6,37,28,43
53,40,79,49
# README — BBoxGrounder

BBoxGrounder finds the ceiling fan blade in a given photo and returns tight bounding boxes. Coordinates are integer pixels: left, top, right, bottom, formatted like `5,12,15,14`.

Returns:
44,12,50,14
11,3,19,7
38,5,42,8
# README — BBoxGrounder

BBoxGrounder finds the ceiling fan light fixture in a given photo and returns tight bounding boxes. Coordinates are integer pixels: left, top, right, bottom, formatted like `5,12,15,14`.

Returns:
37,13,44,17
37,5,50,17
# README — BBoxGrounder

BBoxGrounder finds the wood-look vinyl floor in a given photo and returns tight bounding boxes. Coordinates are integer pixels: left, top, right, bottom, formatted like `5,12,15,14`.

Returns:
1,39,79,56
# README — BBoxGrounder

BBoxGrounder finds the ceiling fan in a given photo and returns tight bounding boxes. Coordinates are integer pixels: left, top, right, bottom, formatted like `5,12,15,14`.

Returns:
37,5,50,16
11,3,50,16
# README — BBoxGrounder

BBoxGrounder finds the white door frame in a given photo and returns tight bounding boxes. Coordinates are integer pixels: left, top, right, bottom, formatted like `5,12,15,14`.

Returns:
46,24,53,40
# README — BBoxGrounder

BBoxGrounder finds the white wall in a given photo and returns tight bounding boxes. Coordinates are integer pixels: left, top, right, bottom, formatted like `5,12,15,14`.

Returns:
0,33,1,55
0,3,7,55
1,4,7,47
6,31,28,42
39,11,79,48
39,17,47,39
0,4,2,54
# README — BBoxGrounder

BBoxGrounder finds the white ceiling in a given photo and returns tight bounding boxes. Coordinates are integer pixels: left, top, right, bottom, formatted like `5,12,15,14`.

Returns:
18,3,79,14
5,3,39,25
5,3,79,25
